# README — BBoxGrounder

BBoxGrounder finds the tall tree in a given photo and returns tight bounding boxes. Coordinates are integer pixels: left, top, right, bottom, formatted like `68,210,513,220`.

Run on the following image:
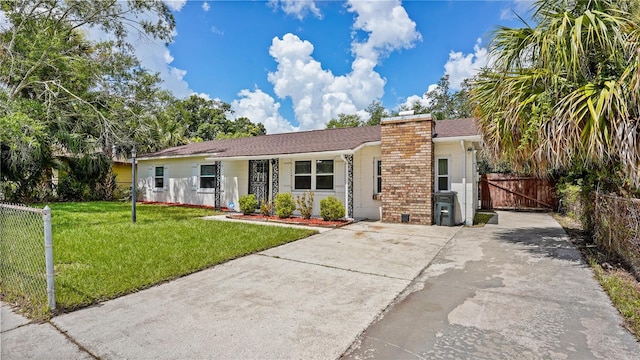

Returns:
364,100,388,125
326,113,363,128
399,75,474,119
0,0,175,200
472,0,640,188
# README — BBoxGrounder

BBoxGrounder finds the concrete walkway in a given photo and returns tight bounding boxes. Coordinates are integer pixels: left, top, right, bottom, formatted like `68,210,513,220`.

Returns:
2,212,638,359
343,212,640,359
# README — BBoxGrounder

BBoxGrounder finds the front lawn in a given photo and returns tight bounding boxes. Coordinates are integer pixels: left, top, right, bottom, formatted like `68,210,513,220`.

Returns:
50,202,316,312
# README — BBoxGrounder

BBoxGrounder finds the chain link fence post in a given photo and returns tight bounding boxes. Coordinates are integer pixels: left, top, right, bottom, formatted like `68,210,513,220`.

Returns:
0,202,54,318
43,206,56,310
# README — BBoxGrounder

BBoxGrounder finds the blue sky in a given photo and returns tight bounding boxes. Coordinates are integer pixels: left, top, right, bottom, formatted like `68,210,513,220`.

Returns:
142,0,533,133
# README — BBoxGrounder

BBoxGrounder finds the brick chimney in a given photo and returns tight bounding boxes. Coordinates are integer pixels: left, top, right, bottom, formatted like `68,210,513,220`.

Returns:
380,114,434,224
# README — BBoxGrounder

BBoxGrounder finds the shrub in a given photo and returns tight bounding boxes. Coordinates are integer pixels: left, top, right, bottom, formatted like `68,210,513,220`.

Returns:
296,191,314,219
320,196,345,221
238,194,258,215
259,199,272,216
275,193,296,218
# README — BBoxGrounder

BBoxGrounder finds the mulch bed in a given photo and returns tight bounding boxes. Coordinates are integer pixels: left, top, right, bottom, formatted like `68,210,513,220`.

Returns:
226,213,351,228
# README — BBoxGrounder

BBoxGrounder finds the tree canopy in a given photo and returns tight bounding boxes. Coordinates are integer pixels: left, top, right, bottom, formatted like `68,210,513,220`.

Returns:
472,0,640,189
400,75,474,120
0,0,265,202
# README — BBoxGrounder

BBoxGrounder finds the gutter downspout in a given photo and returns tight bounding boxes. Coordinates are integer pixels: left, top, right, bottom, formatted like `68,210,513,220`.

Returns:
460,140,467,225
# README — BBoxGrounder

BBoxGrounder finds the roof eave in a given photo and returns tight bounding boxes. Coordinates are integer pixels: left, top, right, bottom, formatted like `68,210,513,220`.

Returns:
432,135,483,143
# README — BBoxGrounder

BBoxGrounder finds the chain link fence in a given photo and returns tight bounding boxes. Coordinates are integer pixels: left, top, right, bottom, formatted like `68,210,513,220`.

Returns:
594,193,640,280
0,203,55,319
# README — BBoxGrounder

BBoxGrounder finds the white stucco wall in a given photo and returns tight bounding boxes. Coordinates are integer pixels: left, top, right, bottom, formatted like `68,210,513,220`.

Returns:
353,145,382,220
138,157,248,208
137,140,478,223
434,141,478,225
279,156,346,217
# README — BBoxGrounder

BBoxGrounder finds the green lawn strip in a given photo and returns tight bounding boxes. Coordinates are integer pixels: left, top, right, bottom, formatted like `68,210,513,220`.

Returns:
554,214,640,340
473,211,495,226
591,262,640,337
49,202,316,312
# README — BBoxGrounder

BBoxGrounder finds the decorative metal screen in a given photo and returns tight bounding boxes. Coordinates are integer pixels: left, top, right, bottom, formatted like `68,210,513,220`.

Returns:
249,160,269,207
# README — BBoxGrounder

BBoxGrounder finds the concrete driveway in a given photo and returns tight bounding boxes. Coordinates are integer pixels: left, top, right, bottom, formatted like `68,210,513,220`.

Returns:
2,220,459,359
3,212,638,359
343,212,640,359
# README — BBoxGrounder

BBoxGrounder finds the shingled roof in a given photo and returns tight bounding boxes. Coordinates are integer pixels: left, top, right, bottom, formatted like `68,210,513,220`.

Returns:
139,118,480,159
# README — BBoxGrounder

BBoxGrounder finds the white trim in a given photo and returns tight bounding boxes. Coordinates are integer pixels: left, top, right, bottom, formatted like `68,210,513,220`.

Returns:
293,159,336,191
373,157,382,195
433,135,482,143
435,157,451,192
206,150,353,161
198,163,218,193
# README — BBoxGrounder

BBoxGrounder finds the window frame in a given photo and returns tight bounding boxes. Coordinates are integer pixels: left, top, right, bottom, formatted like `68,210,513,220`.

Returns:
154,166,165,190
315,159,334,190
293,159,335,191
374,158,382,194
294,160,312,190
436,157,450,192
199,164,218,191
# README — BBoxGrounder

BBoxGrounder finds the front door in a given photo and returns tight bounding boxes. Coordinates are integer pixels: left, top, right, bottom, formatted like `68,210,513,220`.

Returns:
249,160,269,208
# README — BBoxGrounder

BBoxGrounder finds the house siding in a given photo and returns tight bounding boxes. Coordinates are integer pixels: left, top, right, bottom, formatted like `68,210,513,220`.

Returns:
281,156,346,217
353,145,381,220
433,140,479,225
138,157,247,208
380,115,434,225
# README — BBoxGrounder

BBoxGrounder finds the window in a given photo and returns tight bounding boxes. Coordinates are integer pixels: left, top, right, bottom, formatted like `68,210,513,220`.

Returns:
154,166,164,189
375,159,382,194
200,164,217,189
294,159,334,190
315,160,334,190
436,158,449,191
294,161,312,190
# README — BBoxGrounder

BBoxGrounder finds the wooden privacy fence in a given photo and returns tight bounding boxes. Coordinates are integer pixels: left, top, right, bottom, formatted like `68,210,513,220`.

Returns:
480,173,558,211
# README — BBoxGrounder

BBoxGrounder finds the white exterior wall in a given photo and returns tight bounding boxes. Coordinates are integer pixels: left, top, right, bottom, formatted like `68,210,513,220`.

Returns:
353,145,382,220
279,156,346,217
137,140,477,222
434,141,477,225
138,157,248,208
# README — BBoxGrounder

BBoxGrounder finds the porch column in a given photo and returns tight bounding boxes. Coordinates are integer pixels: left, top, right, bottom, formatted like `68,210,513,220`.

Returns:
215,161,221,210
271,158,279,201
344,154,354,219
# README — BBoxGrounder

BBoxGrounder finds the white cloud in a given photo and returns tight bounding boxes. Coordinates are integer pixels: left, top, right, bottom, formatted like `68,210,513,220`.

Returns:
347,0,422,63
0,10,8,30
211,26,224,36
232,89,295,134
268,0,322,20
500,0,534,20
164,0,187,12
202,2,210,12
82,6,193,99
399,38,488,111
192,92,212,101
399,83,438,110
444,38,489,90
242,1,421,131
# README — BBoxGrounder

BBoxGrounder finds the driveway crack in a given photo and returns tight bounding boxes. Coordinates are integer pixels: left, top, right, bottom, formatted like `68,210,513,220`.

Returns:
256,253,412,281
49,321,101,360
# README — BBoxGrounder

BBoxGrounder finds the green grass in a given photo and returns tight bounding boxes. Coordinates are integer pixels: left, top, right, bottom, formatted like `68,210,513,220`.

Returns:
473,211,496,226
1,208,49,319
591,262,640,337
46,202,316,313
554,213,640,340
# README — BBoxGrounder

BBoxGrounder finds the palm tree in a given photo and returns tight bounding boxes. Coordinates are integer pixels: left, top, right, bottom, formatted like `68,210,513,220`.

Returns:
472,0,640,188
